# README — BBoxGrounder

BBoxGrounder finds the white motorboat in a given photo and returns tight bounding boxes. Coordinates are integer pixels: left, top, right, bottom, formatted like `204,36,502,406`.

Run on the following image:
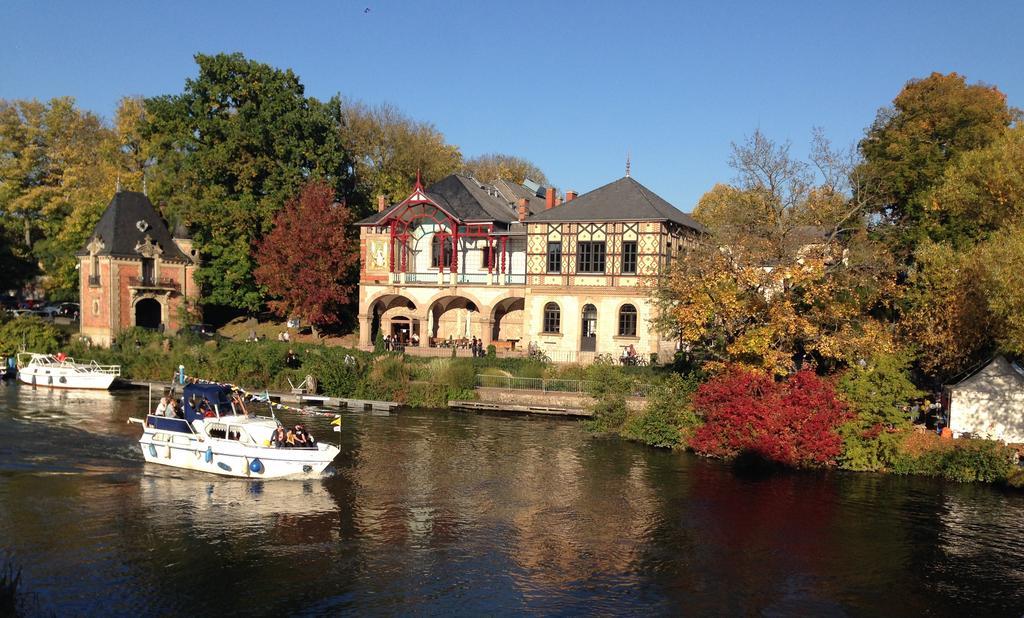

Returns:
133,383,339,479
16,352,121,390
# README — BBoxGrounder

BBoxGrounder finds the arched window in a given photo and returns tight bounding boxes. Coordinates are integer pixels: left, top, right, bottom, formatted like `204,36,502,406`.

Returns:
618,304,637,337
543,302,560,333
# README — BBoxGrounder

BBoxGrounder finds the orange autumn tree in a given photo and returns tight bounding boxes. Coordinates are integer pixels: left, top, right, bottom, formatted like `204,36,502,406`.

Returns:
654,130,898,374
254,181,359,333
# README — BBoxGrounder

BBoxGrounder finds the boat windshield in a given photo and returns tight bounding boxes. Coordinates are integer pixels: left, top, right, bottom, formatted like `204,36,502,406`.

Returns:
181,383,237,422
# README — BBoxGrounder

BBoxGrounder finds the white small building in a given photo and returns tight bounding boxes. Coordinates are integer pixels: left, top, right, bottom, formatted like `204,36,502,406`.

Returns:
945,356,1024,443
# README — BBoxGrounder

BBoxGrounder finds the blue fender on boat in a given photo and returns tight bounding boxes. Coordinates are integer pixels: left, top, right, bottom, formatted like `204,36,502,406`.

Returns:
148,444,157,457
204,446,213,463
249,458,263,474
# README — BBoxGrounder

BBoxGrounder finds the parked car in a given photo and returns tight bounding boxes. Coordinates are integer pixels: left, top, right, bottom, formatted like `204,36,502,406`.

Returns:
38,305,62,319
58,302,80,320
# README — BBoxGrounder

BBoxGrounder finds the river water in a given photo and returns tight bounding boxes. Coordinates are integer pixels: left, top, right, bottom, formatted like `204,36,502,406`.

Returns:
1,385,1023,616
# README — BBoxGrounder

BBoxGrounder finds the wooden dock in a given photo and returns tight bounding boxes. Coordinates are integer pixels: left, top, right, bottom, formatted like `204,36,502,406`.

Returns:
448,400,591,418
126,380,398,412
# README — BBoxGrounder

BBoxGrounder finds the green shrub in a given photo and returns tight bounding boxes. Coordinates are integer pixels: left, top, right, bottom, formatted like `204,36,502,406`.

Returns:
486,344,496,358
586,394,628,432
622,373,703,448
839,425,907,472
0,315,64,357
357,354,411,402
837,352,924,472
303,348,366,397
210,341,288,387
940,439,1013,483
890,432,1014,483
442,359,477,391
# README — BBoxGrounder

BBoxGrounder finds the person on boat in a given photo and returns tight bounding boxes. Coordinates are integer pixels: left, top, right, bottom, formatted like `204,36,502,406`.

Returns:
285,428,298,447
271,426,288,448
198,398,215,418
293,424,315,447
232,394,249,417
167,398,179,418
154,396,169,417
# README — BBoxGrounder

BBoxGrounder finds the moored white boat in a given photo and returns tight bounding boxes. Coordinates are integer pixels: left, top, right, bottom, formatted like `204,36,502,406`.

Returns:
16,352,120,390
133,383,339,479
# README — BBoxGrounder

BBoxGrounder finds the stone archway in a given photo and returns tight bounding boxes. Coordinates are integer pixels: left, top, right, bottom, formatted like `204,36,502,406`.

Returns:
135,297,162,330
367,293,418,345
491,297,525,343
427,296,482,346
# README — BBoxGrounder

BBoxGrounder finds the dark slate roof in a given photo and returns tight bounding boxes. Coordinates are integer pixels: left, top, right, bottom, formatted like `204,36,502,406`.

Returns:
77,191,192,262
355,174,543,226
525,176,706,232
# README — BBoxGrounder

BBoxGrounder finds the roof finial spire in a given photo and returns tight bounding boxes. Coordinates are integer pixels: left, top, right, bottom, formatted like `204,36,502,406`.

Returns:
625,151,631,178
142,170,148,196
116,173,122,193
414,169,423,191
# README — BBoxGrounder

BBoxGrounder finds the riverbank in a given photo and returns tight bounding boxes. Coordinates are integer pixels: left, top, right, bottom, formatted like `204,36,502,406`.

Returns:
3,317,1022,488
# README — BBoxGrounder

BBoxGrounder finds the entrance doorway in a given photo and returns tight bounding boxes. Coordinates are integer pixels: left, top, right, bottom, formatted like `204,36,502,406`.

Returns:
581,304,597,352
135,298,162,330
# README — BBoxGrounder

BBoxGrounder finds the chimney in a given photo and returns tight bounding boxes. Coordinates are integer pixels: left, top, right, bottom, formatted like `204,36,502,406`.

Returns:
545,187,555,210
377,194,387,213
566,190,577,202
517,198,528,222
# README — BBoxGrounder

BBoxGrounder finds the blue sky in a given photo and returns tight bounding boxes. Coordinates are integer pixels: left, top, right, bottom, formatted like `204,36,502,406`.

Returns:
2,0,1022,209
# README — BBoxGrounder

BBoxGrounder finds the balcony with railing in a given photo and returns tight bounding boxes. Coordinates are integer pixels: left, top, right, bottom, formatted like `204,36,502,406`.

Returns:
128,276,180,292
388,270,526,287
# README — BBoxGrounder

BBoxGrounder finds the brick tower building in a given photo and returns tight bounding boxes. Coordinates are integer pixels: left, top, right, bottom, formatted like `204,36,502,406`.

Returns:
77,191,199,347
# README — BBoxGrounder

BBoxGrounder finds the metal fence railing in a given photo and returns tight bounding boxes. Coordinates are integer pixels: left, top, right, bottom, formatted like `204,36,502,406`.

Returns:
475,374,656,397
476,374,592,393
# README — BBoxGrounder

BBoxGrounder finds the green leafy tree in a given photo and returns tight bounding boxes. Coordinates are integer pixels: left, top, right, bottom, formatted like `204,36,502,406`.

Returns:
974,224,1024,356
923,124,1024,246
339,101,462,212
0,97,121,298
0,315,63,357
837,353,924,471
901,240,995,381
856,72,1017,257
142,53,354,311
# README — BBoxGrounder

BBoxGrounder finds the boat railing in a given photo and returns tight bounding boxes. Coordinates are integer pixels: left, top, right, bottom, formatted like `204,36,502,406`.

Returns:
79,360,121,376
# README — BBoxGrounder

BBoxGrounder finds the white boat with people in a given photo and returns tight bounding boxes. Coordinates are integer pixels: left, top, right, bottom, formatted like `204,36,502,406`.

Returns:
131,381,340,479
16,352,121,390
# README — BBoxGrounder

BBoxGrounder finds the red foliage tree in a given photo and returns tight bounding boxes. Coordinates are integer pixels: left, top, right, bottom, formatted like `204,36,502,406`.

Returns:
690,368,851,468
254,181,359,330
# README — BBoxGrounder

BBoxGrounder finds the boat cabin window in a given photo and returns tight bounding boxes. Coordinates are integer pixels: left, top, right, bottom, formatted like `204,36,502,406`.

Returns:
207,423,251,444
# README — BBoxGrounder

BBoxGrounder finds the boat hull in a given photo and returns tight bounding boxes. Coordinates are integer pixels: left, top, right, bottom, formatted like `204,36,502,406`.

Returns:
139,430,339,479
18,371,117,390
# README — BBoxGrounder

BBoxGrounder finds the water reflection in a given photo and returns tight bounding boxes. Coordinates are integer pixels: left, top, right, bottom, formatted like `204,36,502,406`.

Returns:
2,387,1024,615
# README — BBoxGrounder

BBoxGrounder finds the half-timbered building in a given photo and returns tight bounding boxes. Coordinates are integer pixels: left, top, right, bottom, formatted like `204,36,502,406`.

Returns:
355,173,703,362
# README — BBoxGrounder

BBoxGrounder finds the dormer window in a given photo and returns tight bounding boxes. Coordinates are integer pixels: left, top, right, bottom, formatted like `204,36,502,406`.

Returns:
136,220,149,233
